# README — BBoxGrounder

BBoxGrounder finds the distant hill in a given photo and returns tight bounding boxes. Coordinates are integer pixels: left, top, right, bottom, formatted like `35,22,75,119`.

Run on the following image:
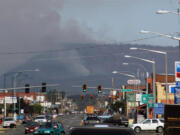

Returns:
1,43,180,95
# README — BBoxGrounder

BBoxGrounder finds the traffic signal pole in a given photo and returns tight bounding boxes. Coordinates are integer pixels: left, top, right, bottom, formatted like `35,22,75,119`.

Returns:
0,84,60,119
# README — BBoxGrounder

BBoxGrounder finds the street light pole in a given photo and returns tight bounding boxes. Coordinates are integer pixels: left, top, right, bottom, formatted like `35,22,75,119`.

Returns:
134,38,168,104
12,68,40,119
124,55,156,118
112,71,137,118
122,62,149,118
3,73,7,118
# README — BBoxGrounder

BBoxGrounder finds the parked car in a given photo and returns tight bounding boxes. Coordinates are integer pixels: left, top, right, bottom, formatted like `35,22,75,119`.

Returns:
0,118,2,124
98,114,112,119
33,122,65,135
25,122,39,134
3,117,16,128
130,118,164,133
34,115,47,123
83,115,101,126
102,117,122,126
121,117,129,127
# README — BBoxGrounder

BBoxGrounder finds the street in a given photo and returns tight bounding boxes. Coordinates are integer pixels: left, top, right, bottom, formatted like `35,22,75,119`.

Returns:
0,114,163,135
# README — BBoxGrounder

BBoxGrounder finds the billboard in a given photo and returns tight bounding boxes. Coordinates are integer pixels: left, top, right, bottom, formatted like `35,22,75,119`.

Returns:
175,61,180,82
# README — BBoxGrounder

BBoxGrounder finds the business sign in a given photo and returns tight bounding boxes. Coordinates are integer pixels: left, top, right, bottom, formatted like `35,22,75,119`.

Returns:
176,82,180,87
126,94,136,102
175,87,180,104
136,94,142,101
36,96,45,102
5,97,17,103
127,79,141,85
154,103,164,114
175,61,180,81
169,85,176,93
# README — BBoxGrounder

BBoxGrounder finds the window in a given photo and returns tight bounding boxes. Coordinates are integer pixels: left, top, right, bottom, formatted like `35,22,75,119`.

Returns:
143,120,151,124
160,119,164,123
152,119,158,123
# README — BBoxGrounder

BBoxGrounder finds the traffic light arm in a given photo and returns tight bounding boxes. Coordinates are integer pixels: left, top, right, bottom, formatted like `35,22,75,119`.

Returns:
0,84,60,91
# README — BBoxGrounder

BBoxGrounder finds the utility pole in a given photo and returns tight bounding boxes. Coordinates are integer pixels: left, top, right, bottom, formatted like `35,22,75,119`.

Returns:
146,72,149,118
3,73,6,118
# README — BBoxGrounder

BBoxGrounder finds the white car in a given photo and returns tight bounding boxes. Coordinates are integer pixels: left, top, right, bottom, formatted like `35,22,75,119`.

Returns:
130,119,164,133
34,115,47,123
3,117,16,128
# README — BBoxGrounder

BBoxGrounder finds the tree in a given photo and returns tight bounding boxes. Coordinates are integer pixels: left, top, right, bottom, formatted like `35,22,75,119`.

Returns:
110,101,125,114
31,104,43,114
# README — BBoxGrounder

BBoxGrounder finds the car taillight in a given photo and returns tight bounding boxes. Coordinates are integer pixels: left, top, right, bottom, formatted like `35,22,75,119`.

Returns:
34,127,39,130
26,128,29,130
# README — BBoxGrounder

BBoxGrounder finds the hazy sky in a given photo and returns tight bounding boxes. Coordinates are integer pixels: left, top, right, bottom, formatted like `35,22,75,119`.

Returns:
61,0,180,46
0,0,180,74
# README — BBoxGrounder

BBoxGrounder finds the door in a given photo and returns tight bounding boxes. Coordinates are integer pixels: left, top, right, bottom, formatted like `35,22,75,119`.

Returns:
151,119,158,130
53,123,59,135
141,119,151,130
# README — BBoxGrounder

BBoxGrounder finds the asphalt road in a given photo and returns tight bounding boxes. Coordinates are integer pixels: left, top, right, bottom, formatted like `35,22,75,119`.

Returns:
3,114,164,135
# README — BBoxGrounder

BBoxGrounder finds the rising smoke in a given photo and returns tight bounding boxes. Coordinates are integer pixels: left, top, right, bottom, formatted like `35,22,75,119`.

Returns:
0,0,95,74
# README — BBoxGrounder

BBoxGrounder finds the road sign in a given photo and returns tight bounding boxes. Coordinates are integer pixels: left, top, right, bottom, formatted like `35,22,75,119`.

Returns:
141,94,150,103
121,89,132,92
148,95,154,108
175,61,180,81
127,79,141,85
126,94,136,102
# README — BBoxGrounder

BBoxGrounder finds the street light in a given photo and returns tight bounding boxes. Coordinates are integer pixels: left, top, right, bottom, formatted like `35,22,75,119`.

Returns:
122,62,149,78
156,9,180,15
112,71,136,78
140,30,180,47
124,55,156,118
112,70,137,117
140,30,180,39
130,47,168,104
12,68,40,119
122,62,149,118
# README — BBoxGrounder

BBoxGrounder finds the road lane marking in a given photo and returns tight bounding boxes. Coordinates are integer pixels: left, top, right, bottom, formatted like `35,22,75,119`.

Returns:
0,128,9,130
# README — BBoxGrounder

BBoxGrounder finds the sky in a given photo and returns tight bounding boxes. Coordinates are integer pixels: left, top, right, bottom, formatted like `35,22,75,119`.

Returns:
61,0,180,46
0,0,180,74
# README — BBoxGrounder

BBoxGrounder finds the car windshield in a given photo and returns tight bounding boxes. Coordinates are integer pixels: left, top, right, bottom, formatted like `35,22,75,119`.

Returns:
160,119,164,123
4,118,13,121
36,117,45,119
40,122,52,128
27,122,38,126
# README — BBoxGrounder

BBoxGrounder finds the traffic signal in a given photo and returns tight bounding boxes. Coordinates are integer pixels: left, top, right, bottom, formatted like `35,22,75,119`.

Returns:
97,85,102,94
42,82,46,92
90,94,94,99
82,84,87,92
81,94,84,100
25,84,30,93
